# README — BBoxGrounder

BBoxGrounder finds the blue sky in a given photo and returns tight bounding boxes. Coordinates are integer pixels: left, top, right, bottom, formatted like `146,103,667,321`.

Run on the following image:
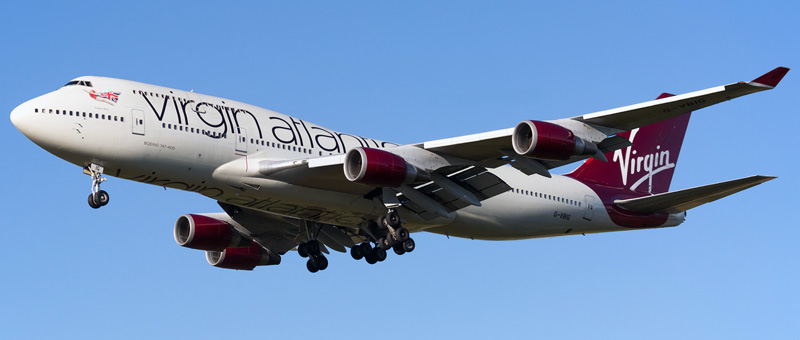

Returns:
2,1,798,339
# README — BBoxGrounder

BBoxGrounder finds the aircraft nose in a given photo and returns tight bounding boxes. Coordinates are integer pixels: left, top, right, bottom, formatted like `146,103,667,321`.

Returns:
10,103,25,129
10,101,34,136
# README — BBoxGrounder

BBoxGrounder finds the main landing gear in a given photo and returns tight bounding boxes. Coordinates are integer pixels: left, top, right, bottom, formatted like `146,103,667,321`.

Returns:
349,209,416,265
298,209,415,273
298,221,329,273
86,164,109,209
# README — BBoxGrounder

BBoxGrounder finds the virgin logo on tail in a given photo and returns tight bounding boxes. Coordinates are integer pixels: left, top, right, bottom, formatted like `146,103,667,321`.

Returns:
613,128,675,193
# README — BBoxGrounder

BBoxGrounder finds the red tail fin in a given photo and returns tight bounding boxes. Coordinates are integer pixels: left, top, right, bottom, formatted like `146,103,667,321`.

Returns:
567,93,691,194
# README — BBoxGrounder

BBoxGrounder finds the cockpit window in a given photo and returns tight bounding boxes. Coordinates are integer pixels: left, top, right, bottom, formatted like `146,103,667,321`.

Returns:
63,80,93,87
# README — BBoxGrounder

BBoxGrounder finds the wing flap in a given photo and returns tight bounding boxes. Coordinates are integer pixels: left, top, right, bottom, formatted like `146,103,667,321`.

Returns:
614,175,776,214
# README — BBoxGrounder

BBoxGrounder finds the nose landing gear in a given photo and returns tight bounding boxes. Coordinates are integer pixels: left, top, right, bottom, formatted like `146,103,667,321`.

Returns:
86,164,109,209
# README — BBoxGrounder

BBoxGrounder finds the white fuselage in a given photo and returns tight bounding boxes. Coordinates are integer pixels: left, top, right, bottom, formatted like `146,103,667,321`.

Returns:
11,76,679,241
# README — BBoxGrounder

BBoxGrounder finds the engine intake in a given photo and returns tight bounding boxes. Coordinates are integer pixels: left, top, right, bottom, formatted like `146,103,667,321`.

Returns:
512,120,598,160
174,214,251,251
206,243,281,270
343,147,424,187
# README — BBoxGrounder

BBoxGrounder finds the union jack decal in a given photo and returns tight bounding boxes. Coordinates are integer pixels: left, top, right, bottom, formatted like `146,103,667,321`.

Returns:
88,90,121,105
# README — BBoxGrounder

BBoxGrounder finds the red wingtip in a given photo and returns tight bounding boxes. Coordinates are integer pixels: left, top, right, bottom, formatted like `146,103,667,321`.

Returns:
751,66,790,87
656,93,675,99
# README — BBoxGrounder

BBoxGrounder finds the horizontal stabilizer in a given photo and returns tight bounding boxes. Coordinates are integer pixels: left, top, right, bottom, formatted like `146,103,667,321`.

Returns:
613,175,776,214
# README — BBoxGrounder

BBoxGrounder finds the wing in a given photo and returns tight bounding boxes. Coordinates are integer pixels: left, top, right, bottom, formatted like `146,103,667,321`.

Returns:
422,67,790,165
562,67,790,135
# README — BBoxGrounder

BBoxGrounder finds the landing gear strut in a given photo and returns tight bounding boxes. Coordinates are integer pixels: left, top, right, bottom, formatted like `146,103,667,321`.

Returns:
86,164,109,209
298,221,329,273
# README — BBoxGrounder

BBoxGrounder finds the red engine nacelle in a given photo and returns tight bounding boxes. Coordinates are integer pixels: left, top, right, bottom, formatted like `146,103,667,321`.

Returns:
205,243,281,270
173,214,251,251
343,147,421,187
512,120,597,160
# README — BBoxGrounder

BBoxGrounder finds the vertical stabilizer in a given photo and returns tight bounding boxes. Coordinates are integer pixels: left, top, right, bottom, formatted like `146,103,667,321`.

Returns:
567,93,691,194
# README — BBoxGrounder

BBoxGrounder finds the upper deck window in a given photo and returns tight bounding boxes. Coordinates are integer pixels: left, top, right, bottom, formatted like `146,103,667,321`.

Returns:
63,80,93,87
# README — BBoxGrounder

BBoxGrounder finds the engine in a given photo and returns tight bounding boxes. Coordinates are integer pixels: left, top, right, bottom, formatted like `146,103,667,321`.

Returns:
206,243,281,270
512,120,598,160
343,147,423,187
173,214,251,251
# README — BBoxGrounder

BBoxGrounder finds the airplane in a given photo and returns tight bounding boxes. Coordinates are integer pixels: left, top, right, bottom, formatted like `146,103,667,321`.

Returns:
10,67,789,273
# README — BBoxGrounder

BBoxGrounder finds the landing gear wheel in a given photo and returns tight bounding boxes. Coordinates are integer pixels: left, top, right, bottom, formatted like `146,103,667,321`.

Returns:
373,247,387,262
384,210,401,228
365,251,378,264
395,227,410,242
350,245,364,260
88,194,101,209
94,190,110,206
313,255,329,271
306,240,320,256
378,237,392,250
298,243,309,258
306,258,319,273
359,243,372,257
402,238,415,253
393,243,406,255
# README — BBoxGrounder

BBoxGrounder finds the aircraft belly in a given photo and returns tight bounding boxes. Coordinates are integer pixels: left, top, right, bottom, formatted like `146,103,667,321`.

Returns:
426,171,618,240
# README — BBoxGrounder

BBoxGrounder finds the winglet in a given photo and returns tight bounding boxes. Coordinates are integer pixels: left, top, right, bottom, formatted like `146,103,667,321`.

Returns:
751,67,790,87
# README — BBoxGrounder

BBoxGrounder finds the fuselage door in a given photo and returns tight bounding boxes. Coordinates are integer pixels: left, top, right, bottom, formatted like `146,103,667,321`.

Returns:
132,109,145,135
235,127,247,155
583,195,595,221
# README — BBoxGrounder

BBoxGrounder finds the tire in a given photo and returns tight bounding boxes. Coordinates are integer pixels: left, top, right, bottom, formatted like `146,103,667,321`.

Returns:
88,194,101,209
306,259,319,273
378,237,391,250
359,243,372,256
95,190,110,206
395,227,410,242
306,240,320,256
365,252,378,264
315,255,328,270
298,243,309,258
385,210,401,228
402,238,415,253
393,243,406,255
374,247,387,262
350,246,363,260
